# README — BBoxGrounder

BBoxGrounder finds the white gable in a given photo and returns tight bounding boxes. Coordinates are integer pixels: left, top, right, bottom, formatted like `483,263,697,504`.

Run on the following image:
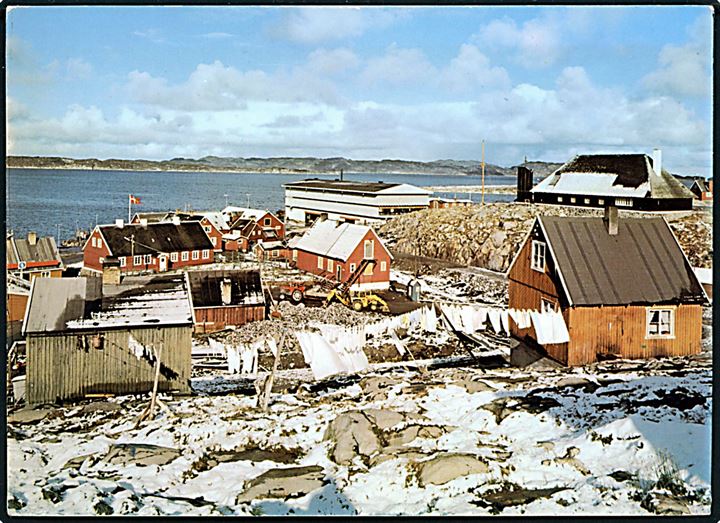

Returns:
532,172,650,198
221,206,268,221
377,183,433,196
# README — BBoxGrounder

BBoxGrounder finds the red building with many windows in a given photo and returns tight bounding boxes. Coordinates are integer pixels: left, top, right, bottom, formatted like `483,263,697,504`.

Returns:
83,220,215,274
288,219,392,291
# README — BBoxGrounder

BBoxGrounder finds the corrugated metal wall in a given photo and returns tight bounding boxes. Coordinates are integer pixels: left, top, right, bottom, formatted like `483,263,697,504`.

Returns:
26,326,191,406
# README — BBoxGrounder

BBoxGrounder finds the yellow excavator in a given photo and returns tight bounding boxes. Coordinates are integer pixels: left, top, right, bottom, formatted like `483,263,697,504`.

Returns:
325,259,390,312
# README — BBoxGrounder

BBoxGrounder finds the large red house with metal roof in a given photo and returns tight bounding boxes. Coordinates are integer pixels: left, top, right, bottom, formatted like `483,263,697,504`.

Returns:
288,219,392,291
83,220,215,274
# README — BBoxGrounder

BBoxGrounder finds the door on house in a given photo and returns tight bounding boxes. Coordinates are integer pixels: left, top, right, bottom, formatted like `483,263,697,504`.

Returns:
158,255,168,272
336,265,342,281
364,239,374,259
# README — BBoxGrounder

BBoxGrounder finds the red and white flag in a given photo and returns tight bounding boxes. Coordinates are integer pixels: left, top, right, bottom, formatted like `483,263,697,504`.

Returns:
129,194,141,204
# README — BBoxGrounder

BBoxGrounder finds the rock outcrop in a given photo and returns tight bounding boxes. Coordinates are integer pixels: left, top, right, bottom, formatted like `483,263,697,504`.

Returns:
380,203,711,272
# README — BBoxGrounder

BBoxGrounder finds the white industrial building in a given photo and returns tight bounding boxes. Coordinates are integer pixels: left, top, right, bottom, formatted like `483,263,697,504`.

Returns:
283,179,432,225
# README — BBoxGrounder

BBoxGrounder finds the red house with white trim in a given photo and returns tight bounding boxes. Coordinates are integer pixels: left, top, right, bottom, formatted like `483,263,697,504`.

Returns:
131,211,226,252
222,207,285,252
288,219,392,291
83,220,215,274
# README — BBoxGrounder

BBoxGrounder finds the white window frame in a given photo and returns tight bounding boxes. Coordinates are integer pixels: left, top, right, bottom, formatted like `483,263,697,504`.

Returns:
133,255,142,265
317,257,324,269
557,196,564,203
584,198,591,205
541,298,557,313
202,249,210,259
192,250,199,260
616,197,633,207
327,259,334,272
40,270,51,278
272,249,279,258
598,198,605,206
91,237,97,248
380,260,387,272
181,251,189,261
144,254,152,264
119,257,126,267
97,238,102,249
364,239,374,259
203,225,211,233
350,263,356,274
646,308,675,339
292,249,298,261
170,252,178,262
570,197,576,204
531,240,546,272
211,237,217,246
264,217,271,226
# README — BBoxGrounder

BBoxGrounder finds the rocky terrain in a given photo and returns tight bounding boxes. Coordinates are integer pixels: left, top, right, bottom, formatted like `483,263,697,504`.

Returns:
7,155,560,177
380,203,712,272
6,351,711,516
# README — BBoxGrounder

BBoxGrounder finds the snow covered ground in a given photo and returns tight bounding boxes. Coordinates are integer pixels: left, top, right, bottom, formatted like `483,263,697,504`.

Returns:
7,351,711,516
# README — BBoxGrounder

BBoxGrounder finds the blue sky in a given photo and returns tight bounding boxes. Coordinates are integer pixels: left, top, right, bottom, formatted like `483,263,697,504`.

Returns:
6,6,713,175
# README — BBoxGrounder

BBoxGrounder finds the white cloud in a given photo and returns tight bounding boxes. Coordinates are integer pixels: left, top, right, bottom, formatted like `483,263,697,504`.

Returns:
440,44,511,92
642,42,710,97
360,44,436,86
274,8,400,44
200,32,234,39
306,48,359,75
66,58,93,79
476,16,561,69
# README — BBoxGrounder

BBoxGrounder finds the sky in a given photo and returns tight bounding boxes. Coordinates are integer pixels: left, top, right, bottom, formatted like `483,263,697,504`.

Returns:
6,5,714,176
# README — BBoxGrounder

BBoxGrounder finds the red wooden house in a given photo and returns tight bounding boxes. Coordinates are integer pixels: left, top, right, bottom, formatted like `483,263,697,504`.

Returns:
288,219,392,291
83,220,215,274
131,211,226,252
222,207,285,252
507,208,708,366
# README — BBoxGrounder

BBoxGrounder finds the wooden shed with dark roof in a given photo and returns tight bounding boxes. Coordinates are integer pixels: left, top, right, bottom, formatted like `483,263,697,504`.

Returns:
529,151,695,211
187,270,266,333
6,232,63,280
507,208,708,365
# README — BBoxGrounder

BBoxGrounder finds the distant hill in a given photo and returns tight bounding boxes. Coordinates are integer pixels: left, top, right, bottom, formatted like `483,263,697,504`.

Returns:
7,155,563,178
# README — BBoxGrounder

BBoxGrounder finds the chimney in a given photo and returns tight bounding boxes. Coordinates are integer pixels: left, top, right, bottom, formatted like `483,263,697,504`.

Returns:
27,231,37,246
652,148,662,177
140,218,148,228
102,258,121,285
172,216,181,226
220,278,232,305
603,206,618,236
340,168,344,181
115,219,124,228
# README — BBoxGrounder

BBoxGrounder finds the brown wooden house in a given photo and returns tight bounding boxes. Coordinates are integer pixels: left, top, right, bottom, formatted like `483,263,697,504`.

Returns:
23,274,194,406
507,208,708,366
187,270,266,333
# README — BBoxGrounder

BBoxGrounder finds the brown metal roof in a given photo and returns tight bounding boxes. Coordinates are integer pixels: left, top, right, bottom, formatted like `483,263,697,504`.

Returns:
283,179,400,193
539,216,706,306
99,222,213,256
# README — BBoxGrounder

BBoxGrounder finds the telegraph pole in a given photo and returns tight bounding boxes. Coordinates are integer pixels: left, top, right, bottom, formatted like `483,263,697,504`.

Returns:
481,140,486,205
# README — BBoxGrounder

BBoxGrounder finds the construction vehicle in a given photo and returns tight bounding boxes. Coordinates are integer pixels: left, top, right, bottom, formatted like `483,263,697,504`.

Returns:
325,259,390,313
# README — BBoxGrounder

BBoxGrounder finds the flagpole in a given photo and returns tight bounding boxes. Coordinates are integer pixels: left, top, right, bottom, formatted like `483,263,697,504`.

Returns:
128,195,131,223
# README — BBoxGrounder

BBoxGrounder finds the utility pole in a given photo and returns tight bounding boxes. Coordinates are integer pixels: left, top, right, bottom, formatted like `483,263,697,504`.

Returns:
481,140,486,205
224,194,229,207
56,224,61,246
246,193,251,208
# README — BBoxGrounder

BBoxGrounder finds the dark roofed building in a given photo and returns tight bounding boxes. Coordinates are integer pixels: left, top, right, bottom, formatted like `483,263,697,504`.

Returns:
508,209,708,366
83,221,214,274
23,274,193,405
187,270,266,332
529,150,694,211
677,176,713,201
7,232,63,280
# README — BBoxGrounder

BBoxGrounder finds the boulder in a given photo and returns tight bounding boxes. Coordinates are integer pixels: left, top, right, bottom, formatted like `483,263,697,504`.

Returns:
386,425,445,447
8,408,53,424
416,453,489,486
102,443,181,467
236,465,326,503
324,412,382,465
